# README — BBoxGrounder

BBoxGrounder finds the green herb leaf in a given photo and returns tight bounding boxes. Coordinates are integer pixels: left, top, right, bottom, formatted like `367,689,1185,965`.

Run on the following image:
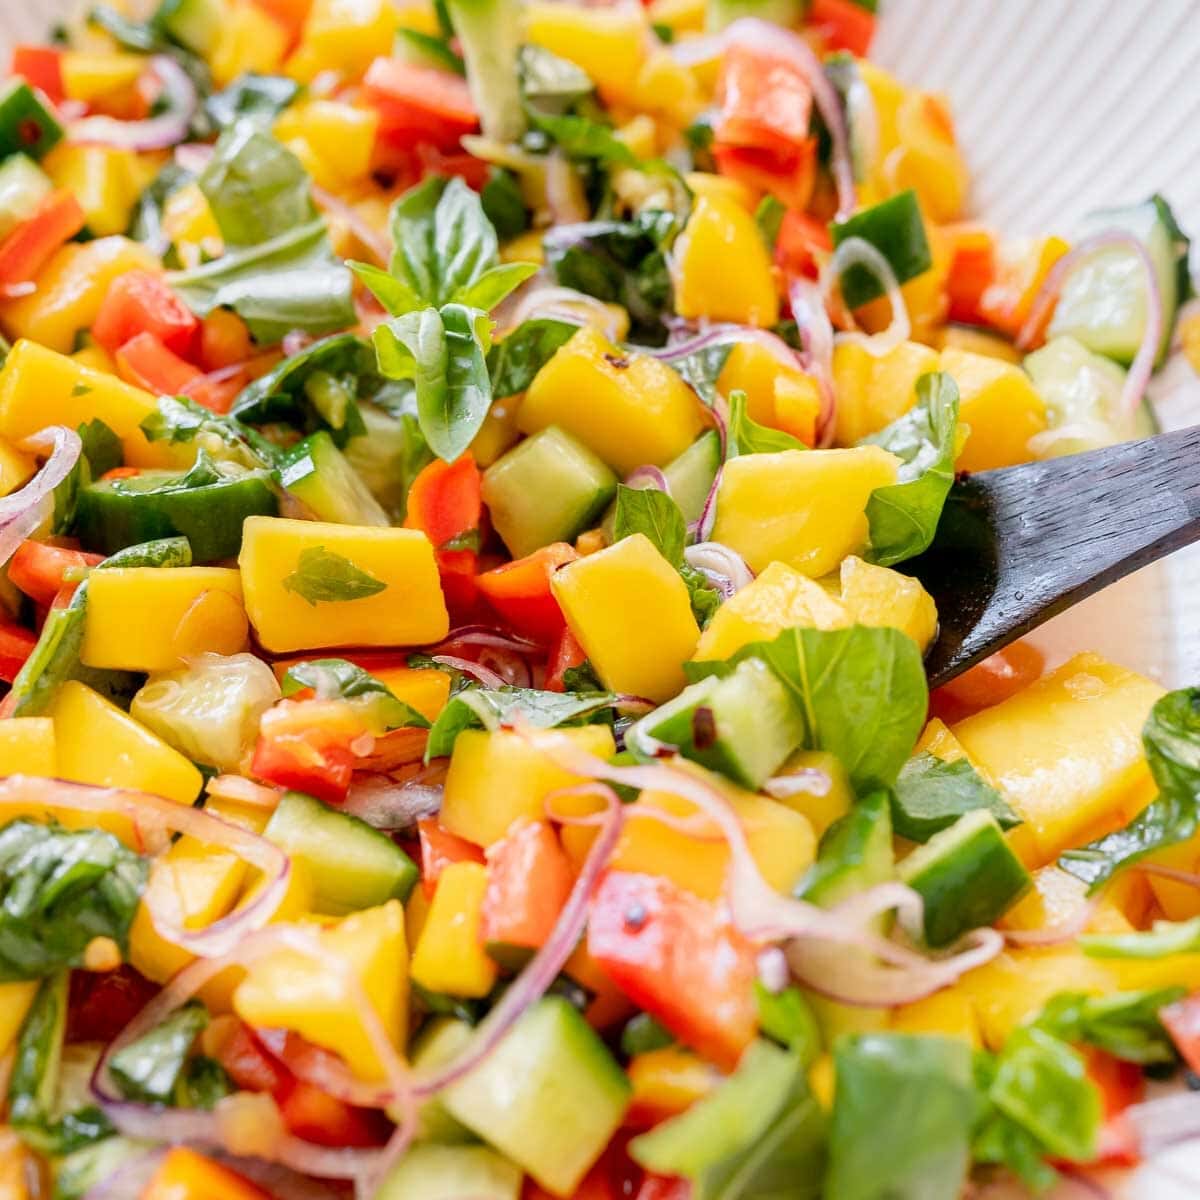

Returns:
205,73,299,130
620,1013,675,1057
668,341,733,407
754,984,821,1066
1082,915,1200,960
863,370,959,566
528,110,639,165
680,562,722,629
77,418,122,477
281,658,430,730
109,1005,208,1105
480,167,528,241
1034,988,1185,1064
613,484,687,566
139,395,279,469
727,389,807,457
755,195,786,250
452,261,539,311
0,821,147,981
890,751,1021,842
176,1056,232,1110
487,317,576,398
518,44,594,115
395,26,465,75
281,546,388,607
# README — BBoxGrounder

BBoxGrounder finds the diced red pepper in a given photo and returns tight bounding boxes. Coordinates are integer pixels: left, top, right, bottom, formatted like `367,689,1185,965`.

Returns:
477,543,577,645
0,618,36,684
92,270,200,357
276,1079,391,1147
713,141,818,213
435,545,479,618
944,225,998,327
588,871,759,1072
0,190,85,286
142,1148,267,1200
250,699,367,805
182,369,246,415
807,0,877,58
10,45,63,104
115,331,203,396
929,640,1045,725
9,541,103,607
545,626,587,693
405,453,482,550
363,58,479,158
1161,992,1200,1074
636,1177,692,1200
67,966,160,1044
480,818,574,957
211,1019,291,1095
418,816,485,899
775,208,833,283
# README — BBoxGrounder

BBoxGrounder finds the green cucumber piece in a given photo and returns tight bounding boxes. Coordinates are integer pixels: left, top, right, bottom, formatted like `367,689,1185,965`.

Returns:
704,0,804,31
406,1018,478,1144
263,790,418,916
831,189,932,309
0,153,51,239
664,430,721,525
630,657,804,789
153,0,226,55
0,80,63,160
441,996,630,1196
898,809,1031,947
481,426,617,559
279,430,389,527
376,1144,521,1200
1047,196,1188,365
798,790,894,909
445,0,524,143
75,467,277,562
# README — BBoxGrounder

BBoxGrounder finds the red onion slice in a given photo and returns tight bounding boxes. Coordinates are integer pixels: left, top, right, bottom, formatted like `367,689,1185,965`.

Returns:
432,625,544,656
70,57,197,151
1017,230,1164,420
788,277,837,447
625,464,672,493
683,541,755,598
0,425,82,567
342,766,445,830
1125,1092,1200,1157
429,654,509,689
826,236,911,357
764,766,833,800
1002,895,1101,947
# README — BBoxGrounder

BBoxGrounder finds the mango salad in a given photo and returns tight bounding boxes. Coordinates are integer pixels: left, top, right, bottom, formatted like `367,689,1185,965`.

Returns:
0,0,1196,1197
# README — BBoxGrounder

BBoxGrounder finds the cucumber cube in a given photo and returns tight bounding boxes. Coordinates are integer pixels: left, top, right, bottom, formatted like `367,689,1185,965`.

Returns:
0,154,52,239
279,430,390,527
376,1144,521,1200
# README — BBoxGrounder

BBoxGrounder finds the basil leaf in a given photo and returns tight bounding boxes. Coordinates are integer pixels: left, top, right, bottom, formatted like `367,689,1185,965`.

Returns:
395,26,464,75
756,194,786,249
139,394,279,469
205,73,299,130
755,983,821,1066
425,686,618,759
680,561,722,629
862,370,960,566
1063,687,1200,889
453,261,539,311
891,751,1021,843
281,658,430,730
349,260,425,318
487,318,576,398
480,167,528,241
613,483,687,566
0,821,147,981
281,546,388,606
78,418,122,477
528,110,638,165
1034,988,1185,1064
1082,916,1200,960
668,340,733,407
108,1005,208,1105
518,44,594,115
176,1056,232,1110
727,389,806,457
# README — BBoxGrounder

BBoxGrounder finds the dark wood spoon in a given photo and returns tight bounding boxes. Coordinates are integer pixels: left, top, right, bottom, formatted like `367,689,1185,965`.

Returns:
902,424,1200,689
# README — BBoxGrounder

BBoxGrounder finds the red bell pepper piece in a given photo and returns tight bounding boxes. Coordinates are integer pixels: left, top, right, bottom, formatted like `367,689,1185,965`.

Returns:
142,1149,267,1200
807,0,877,58
545,626,587,693
115,331,203,396
405,452,483,615
66,966,160,1044
944,226,998,327
775,208,833,283
636,1177,692,1200
588,871,759,1071
480,818,574,956
212,1019,292,1095
0,619,36,684
1161,992,1200,1074
250,699,368,804
417,816,485,899
8,541,103,607
10,45,64,104
363,57,479,157
477,542,577,645
929,641,1044,725
92,270,200,357
276,1079,391,1147
0,191,85,286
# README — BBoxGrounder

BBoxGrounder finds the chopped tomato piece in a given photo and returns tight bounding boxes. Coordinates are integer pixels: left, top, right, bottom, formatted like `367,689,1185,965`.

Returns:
480,818,574,958
1161,992,1200,1074
363,57,479,156
115,331,203,396
775,208,833,283
545,626,587,693
67,967,159,1044
10,45,63,103
588,871,759,1071
626,1046,720,1128
636,1176,692,1200
945,225,998,327
0,618,36,684
477,543,577,645
929,640,1045,725
276,1079,391,1147
92,270,200,357
418,816,485,899
142,1148,267,1200
405,453,482,550
250,698,367,804
211,1019,290,1095
0,190,85,286
713,141,818,212
9,540,103,607
806,0,876,57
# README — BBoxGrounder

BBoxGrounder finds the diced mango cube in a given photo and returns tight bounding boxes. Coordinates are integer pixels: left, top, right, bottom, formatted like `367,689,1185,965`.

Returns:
61,52,146,103
210,2,289,86
935,325,1021,364
0,981,38,1058
710,447,900,577
524,2,648,105
768,749,853,839
952,653,1162,868
162,182,222,262
673,193,778,327
832,339,940,446
838,555,937,652
718,341,821,446
0,437,35,497
890,986,980,1048
552,533,700,702
410,861,497,998
998,865,1134,939
82,567,247,672
238,516,449,653
440,726,617,848
684,171,757,213
1142,830,1200,922
286,0,398,82
520,327,705,475
939,346,1048,471
43,146,148,238
235,900,409,1080
0,717,55,776
274,100,378,190
692,560,848,662
50,680,203,805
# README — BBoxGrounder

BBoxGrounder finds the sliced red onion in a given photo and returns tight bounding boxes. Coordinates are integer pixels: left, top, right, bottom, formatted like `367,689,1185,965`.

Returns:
826,236,911,356
763,766,833,801
1002,895,1100,947
1125,1092,1200,1157
683,541,755,598
342,767,445,830
0,425,82,567
1016,230,1164,419
81,1147,167,1200
507,283,621,340
625,464,671,493
544,152,589,226
70,56,197,151
724,18,856,221
666,32,723,68
312,185,391,268
205,774,282,810
173,142,214,174
1136,862,1200,891
788,277,837,447
281,329,316,358
649,322,800,371
476,645,533,688
757,946,790,994
430,654,509,689
433,625,544,655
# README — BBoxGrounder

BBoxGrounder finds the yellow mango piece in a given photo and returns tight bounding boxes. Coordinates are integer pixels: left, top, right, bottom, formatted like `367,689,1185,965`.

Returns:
211,2,288,86
238,516,449,653
673,193,778,327
162,182,222,261
831,339,940,446
838,556,937,652
1143,830,1200,921
769,749,853,839
61,51,145,102
524,2,648,105
890,987,980,1048
42,146,145,238
634,48,703,128
367,666,451,722
0,238,160,355
809,1054,835,1109
939,346,1048,471
71,342,116,375
884,93,969,225
647,0,705,35
0,437,35,497
468,395,521,468
628,1046,718,1117
684,171,758,213
711,447,900,577
50,680,203,805
693,560,848,662
999,865,1133,938
405,880,432,952
500,230,544,267
952,653,1163,868
441,726,617,848
552,533,700,702
718,341,821,445
287,0,398,82
234,901,409,1080
274,100,378,189
935,325,1021,364
0,718,55,776
520,326,705,475
410,861,497,998
0,982,38,1058
82,567,247,672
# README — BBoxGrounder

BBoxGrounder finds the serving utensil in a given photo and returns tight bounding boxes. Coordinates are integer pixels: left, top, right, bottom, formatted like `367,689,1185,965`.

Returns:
905,425,1200,688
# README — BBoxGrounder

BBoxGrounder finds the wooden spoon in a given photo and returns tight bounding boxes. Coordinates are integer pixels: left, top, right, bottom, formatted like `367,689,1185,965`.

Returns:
903,424,1200,689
